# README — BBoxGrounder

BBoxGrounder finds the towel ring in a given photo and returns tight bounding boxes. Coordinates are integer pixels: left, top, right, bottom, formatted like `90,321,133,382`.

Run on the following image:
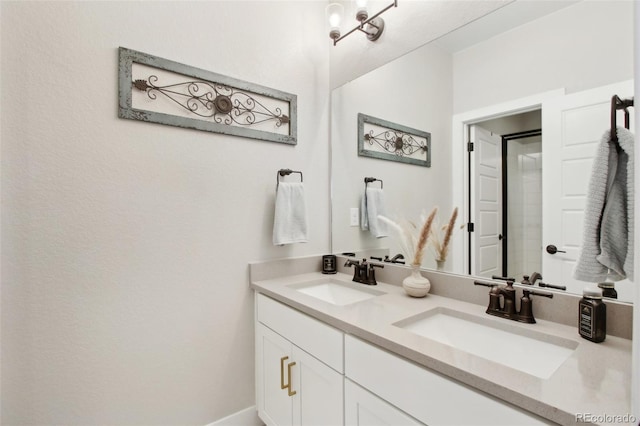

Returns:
277,169,303,187
610,95,634,144
364,177,383,189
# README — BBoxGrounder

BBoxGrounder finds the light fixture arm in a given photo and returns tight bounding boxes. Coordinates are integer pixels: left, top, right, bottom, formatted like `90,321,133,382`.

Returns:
332,0,397,46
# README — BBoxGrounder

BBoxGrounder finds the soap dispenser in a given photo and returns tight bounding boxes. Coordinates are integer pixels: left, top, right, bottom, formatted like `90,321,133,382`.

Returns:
578,287,606,343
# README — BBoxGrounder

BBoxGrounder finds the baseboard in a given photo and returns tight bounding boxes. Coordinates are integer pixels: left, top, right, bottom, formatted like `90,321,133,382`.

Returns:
206,406,263,426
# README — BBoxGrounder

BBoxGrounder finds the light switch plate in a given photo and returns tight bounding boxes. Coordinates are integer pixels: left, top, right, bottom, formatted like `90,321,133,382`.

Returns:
350,208,359,227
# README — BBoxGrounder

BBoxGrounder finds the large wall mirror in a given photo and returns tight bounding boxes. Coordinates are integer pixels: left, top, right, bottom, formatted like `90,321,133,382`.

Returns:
330,0,635,303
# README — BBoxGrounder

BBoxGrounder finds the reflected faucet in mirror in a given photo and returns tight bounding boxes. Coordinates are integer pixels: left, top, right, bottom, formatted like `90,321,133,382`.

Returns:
370,253,405,264
522,272,542,286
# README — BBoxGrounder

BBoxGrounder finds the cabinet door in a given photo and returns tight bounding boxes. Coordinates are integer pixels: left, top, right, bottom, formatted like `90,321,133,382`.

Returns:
292,345,344,426
345,379,423,426
257,324,294,426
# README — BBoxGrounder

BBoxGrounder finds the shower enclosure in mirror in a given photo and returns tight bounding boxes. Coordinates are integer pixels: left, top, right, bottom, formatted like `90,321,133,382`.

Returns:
330,0,635,302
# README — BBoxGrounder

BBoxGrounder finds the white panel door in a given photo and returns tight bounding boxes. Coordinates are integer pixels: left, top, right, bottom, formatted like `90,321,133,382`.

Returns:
292,346,344,426
471,124,503,278
257,322,344,426
541,80,634,300
257,323,293,426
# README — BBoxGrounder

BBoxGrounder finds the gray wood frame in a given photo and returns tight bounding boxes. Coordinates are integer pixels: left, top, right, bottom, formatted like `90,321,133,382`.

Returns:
118,47,297,145
358,113,431,167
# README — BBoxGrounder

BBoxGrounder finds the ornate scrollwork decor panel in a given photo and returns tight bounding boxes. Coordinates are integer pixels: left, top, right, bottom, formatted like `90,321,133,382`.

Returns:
358,113,430,167
118,47,297,145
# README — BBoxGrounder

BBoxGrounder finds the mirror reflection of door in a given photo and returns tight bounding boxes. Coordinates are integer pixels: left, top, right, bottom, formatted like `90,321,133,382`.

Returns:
467,81,634,301
542,80,634,300
469,113,543,280
469,125,502,278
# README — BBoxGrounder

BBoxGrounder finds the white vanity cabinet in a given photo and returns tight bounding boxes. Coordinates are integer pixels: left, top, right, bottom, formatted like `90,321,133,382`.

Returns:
345,379,423,426
254,291,556,426
345,335,554,426
255,294,344,426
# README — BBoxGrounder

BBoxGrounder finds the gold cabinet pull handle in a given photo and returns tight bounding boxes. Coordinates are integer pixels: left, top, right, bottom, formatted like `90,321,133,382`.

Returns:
287,361,297,396
280,356,288,390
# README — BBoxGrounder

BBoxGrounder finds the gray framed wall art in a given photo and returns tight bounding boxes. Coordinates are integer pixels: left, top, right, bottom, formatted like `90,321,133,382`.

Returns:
118,47,297,145
358,113,430,167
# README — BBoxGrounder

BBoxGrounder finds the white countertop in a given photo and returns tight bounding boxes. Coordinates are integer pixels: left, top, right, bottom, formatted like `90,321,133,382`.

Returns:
251,271,632,426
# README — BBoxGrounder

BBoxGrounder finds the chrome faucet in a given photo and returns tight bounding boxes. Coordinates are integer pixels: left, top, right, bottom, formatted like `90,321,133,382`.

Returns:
382,253,405,264
491,276,517,319
344,259,365,283
344,258,383,285
528,272,542,286
475,276,553,324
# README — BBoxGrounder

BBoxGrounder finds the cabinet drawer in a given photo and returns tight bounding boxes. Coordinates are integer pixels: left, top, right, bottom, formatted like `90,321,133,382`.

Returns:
345,335,553,425
257,293,343,373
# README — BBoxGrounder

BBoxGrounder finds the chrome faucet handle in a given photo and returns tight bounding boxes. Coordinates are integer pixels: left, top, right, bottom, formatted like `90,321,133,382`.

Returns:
344,259,361,282
539,282,566,291
474,281,504,314
474,280,500,288
491,275,516,283
524,289,553,298
367,263,384,285
518,289,553,324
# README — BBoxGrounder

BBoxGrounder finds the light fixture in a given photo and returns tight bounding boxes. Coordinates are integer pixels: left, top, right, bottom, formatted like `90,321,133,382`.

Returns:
326,3,344,42
326,0,398,46
355,0,368,22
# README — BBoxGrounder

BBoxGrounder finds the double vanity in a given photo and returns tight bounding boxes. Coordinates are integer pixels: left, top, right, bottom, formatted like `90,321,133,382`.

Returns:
250,256,632,425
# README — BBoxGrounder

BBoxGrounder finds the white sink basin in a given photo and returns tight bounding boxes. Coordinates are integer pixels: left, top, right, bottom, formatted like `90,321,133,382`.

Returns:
394,307,578,379
290,278,385,306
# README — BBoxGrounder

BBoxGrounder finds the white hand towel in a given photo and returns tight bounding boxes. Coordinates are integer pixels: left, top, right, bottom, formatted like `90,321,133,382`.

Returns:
574,126,634,282
360,187,388,238
273,182,308,245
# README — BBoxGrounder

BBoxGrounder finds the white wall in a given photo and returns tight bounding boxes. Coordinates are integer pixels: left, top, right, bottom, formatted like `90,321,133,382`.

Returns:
0,1,329,424
633,2,639,420
453,0,634,113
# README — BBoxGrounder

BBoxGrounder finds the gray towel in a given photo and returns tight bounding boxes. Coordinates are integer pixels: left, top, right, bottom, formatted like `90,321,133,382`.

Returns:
574,127,634,282
360,187,388,238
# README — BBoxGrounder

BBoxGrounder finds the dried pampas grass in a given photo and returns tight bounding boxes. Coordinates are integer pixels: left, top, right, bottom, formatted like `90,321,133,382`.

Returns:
430,207,461,262
412,208,438,266
378,207,439,267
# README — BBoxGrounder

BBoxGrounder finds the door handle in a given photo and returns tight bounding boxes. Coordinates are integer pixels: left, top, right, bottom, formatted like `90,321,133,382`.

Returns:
546,244,566,254
280,356,288,390
286,362,297,396
280,356,297,396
